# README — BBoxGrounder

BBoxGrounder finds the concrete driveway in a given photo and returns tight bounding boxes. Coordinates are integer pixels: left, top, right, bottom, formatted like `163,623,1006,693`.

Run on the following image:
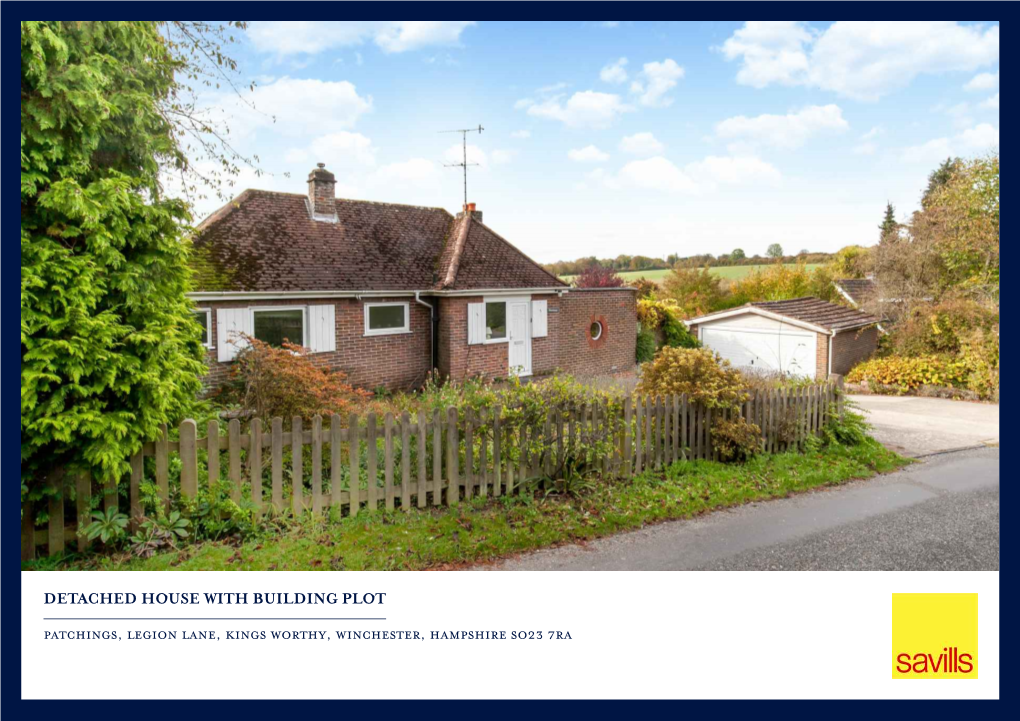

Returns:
849,395,998,457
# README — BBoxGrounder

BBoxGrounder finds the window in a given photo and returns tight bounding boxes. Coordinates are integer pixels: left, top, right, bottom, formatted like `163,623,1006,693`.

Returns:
364,302,410,336
589,321,603,341
252,308,305,348
485,301,507,340
192,308,212,348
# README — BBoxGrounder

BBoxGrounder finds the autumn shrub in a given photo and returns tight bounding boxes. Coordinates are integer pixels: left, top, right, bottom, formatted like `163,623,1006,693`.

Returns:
658,265,725,317
637,299,699,350
637,347,748,409
711,416,762,462
230,336,370,421
888,299,998,357
959,329,999,400
574,265,625,288
632,277,658,299
636,326,657,363
846,355,971,393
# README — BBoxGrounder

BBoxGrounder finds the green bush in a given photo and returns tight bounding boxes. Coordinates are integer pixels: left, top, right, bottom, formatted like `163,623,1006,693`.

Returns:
636,326,657,363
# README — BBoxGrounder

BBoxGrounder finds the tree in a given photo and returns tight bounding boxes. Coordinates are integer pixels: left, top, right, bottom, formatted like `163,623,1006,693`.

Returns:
659,266,724,318
879,202,898,242
731,248,746,260
574,265,625,288
21,21,248,498
767,243,784,259
922,157,963,208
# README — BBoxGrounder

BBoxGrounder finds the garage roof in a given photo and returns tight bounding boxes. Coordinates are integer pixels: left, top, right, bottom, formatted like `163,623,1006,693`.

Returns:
686,297,880,334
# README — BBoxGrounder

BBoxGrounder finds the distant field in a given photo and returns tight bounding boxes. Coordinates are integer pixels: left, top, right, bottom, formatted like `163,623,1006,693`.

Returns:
560,264,822,285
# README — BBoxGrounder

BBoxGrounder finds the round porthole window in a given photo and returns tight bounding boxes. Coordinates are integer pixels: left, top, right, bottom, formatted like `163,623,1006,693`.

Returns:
590,321,603,340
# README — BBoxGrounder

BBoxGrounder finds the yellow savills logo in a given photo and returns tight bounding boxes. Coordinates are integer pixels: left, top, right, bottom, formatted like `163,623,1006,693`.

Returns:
892,593,978,679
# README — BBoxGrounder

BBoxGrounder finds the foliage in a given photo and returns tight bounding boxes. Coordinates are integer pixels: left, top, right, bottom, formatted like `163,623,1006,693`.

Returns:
729,261,836,304
959,329,999,400
21,22,221,497
887,299,998,357
637,347,748,409
636,299,699,350
711,416,762,462
632,277,658,299
574,265,625,288
229,336,370,421
847,355,972,393
922,157,964,209
879,202,898,242
636,326,657,363
83,508,130,546
658,265,725,317
767,243,784,259
731,248,746,260
821,401,871,448
827,245,873,280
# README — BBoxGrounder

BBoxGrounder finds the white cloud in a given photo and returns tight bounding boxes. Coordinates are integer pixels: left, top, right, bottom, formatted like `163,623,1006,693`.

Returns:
537,82,568,95
965,71,999,91
861,126,883,141
491,149,517,165
619,132,665,156
568,145,610,163
371,158,439,186
212,77,372,138
599,21,620,29
514,98,535,110
981,93,1000,110
901,123,999,163
600,57,629,84
721,21,999,101
586,155,780,194
308,132,377,168
525,90,634,128
510,130,531,139
714,104,848,150
248,21,476,56
685,155,782,187
630,59,685,107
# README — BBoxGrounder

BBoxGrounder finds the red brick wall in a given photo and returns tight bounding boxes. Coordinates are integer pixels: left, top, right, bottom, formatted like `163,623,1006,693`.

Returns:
198,296,432,392
556,289,637,376
830,326,879,376
815,332,829,380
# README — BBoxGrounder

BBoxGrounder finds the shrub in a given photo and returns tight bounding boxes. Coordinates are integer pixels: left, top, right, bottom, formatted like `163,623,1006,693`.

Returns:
846,355,971,392
637,347,748,409
230,336,370,421
632,277,658,299
888,299,998,357
821,401,871,447
729,261,814,305
636,326,657,363
711,416,762,462
637,299,699,350
960,329,999,400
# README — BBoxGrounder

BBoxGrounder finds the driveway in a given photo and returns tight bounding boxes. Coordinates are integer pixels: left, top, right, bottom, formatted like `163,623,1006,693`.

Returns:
472,447,999,571
849,394,999,457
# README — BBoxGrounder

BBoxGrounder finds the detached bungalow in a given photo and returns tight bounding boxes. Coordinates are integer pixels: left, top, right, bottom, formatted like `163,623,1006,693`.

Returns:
189,164,636,390
686,297,880,379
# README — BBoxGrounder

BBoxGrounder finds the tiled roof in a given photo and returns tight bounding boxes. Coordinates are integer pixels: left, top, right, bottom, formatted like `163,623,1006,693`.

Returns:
191,190,566,292
751,297,880,331
834,278,878,306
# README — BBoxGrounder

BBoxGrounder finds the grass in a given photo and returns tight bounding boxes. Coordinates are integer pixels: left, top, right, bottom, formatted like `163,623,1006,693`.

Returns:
26,441,908,572
561,264,823,285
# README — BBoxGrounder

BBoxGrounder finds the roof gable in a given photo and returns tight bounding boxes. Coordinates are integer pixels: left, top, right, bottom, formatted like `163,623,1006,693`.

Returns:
686,297,879,332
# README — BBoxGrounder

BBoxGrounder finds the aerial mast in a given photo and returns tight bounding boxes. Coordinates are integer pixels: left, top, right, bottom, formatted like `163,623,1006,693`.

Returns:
441,124,484,206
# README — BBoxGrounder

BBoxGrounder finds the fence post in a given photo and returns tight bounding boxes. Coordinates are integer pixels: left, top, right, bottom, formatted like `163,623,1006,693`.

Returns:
228,419,242,503
446,407,459,506
129,450,143,532
417,412,428,508
463,409,474,501
271,418,283,510
401,411,412,510
76,471,91,553
291,416,303,515
156,423,170,511
250,419,263,512
346,413,359,513
47,470,64,556
432,410,443,504
492,406,502,497
180,419,198,500
384,413,395,511
311,415,323,515
366,413,377,514
207,419,220,492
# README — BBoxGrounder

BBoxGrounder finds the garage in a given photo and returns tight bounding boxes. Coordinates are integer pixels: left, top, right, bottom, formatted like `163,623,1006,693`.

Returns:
685,297,880,380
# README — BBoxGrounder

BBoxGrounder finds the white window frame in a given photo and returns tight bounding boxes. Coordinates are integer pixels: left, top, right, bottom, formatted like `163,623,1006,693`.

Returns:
482,299,509,344
250,306,308,348
364,301,411,337
590,320,603,341
193,308,213,349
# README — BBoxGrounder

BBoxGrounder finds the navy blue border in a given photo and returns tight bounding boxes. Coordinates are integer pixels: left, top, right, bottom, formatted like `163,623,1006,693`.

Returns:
9,5,1007,710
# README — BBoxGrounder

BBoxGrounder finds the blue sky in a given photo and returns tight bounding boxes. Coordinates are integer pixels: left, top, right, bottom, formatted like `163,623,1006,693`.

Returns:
187,21,1000,263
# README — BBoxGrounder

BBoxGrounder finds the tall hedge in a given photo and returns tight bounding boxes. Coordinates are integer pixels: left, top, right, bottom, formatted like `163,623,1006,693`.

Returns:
21,22,206,496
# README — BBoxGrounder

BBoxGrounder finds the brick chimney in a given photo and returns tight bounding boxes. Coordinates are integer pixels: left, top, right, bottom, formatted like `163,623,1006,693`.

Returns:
456,202,483,224
307,163,336,220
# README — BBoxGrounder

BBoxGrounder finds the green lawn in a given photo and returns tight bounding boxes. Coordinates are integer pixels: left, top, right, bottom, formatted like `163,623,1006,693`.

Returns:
561,264,823,285
26,441,907,572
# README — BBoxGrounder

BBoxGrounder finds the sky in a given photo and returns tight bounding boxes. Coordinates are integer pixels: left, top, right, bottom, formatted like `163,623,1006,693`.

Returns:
183,20,1000,264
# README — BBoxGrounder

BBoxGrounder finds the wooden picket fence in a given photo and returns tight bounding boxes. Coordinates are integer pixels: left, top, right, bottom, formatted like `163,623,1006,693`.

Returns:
22,379,843,559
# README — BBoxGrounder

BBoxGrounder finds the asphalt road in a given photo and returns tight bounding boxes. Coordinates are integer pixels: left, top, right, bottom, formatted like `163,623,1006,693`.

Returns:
473,447,999,572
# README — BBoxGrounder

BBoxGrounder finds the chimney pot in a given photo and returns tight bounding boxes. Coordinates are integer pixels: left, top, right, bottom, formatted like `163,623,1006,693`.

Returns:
307,163,336,219
457,202,482,224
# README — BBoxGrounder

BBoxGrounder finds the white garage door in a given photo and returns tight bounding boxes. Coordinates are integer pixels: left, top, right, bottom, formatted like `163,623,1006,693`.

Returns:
702,327,816,378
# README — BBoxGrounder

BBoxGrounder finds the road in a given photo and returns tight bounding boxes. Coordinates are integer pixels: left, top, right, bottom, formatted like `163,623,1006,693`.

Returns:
850,394,998,457
473,447,999,571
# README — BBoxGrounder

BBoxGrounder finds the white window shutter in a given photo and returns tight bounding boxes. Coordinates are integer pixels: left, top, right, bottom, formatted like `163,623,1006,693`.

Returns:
216,308,251,362
467,302,485,345
532,300,548,338
308,304,336,353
